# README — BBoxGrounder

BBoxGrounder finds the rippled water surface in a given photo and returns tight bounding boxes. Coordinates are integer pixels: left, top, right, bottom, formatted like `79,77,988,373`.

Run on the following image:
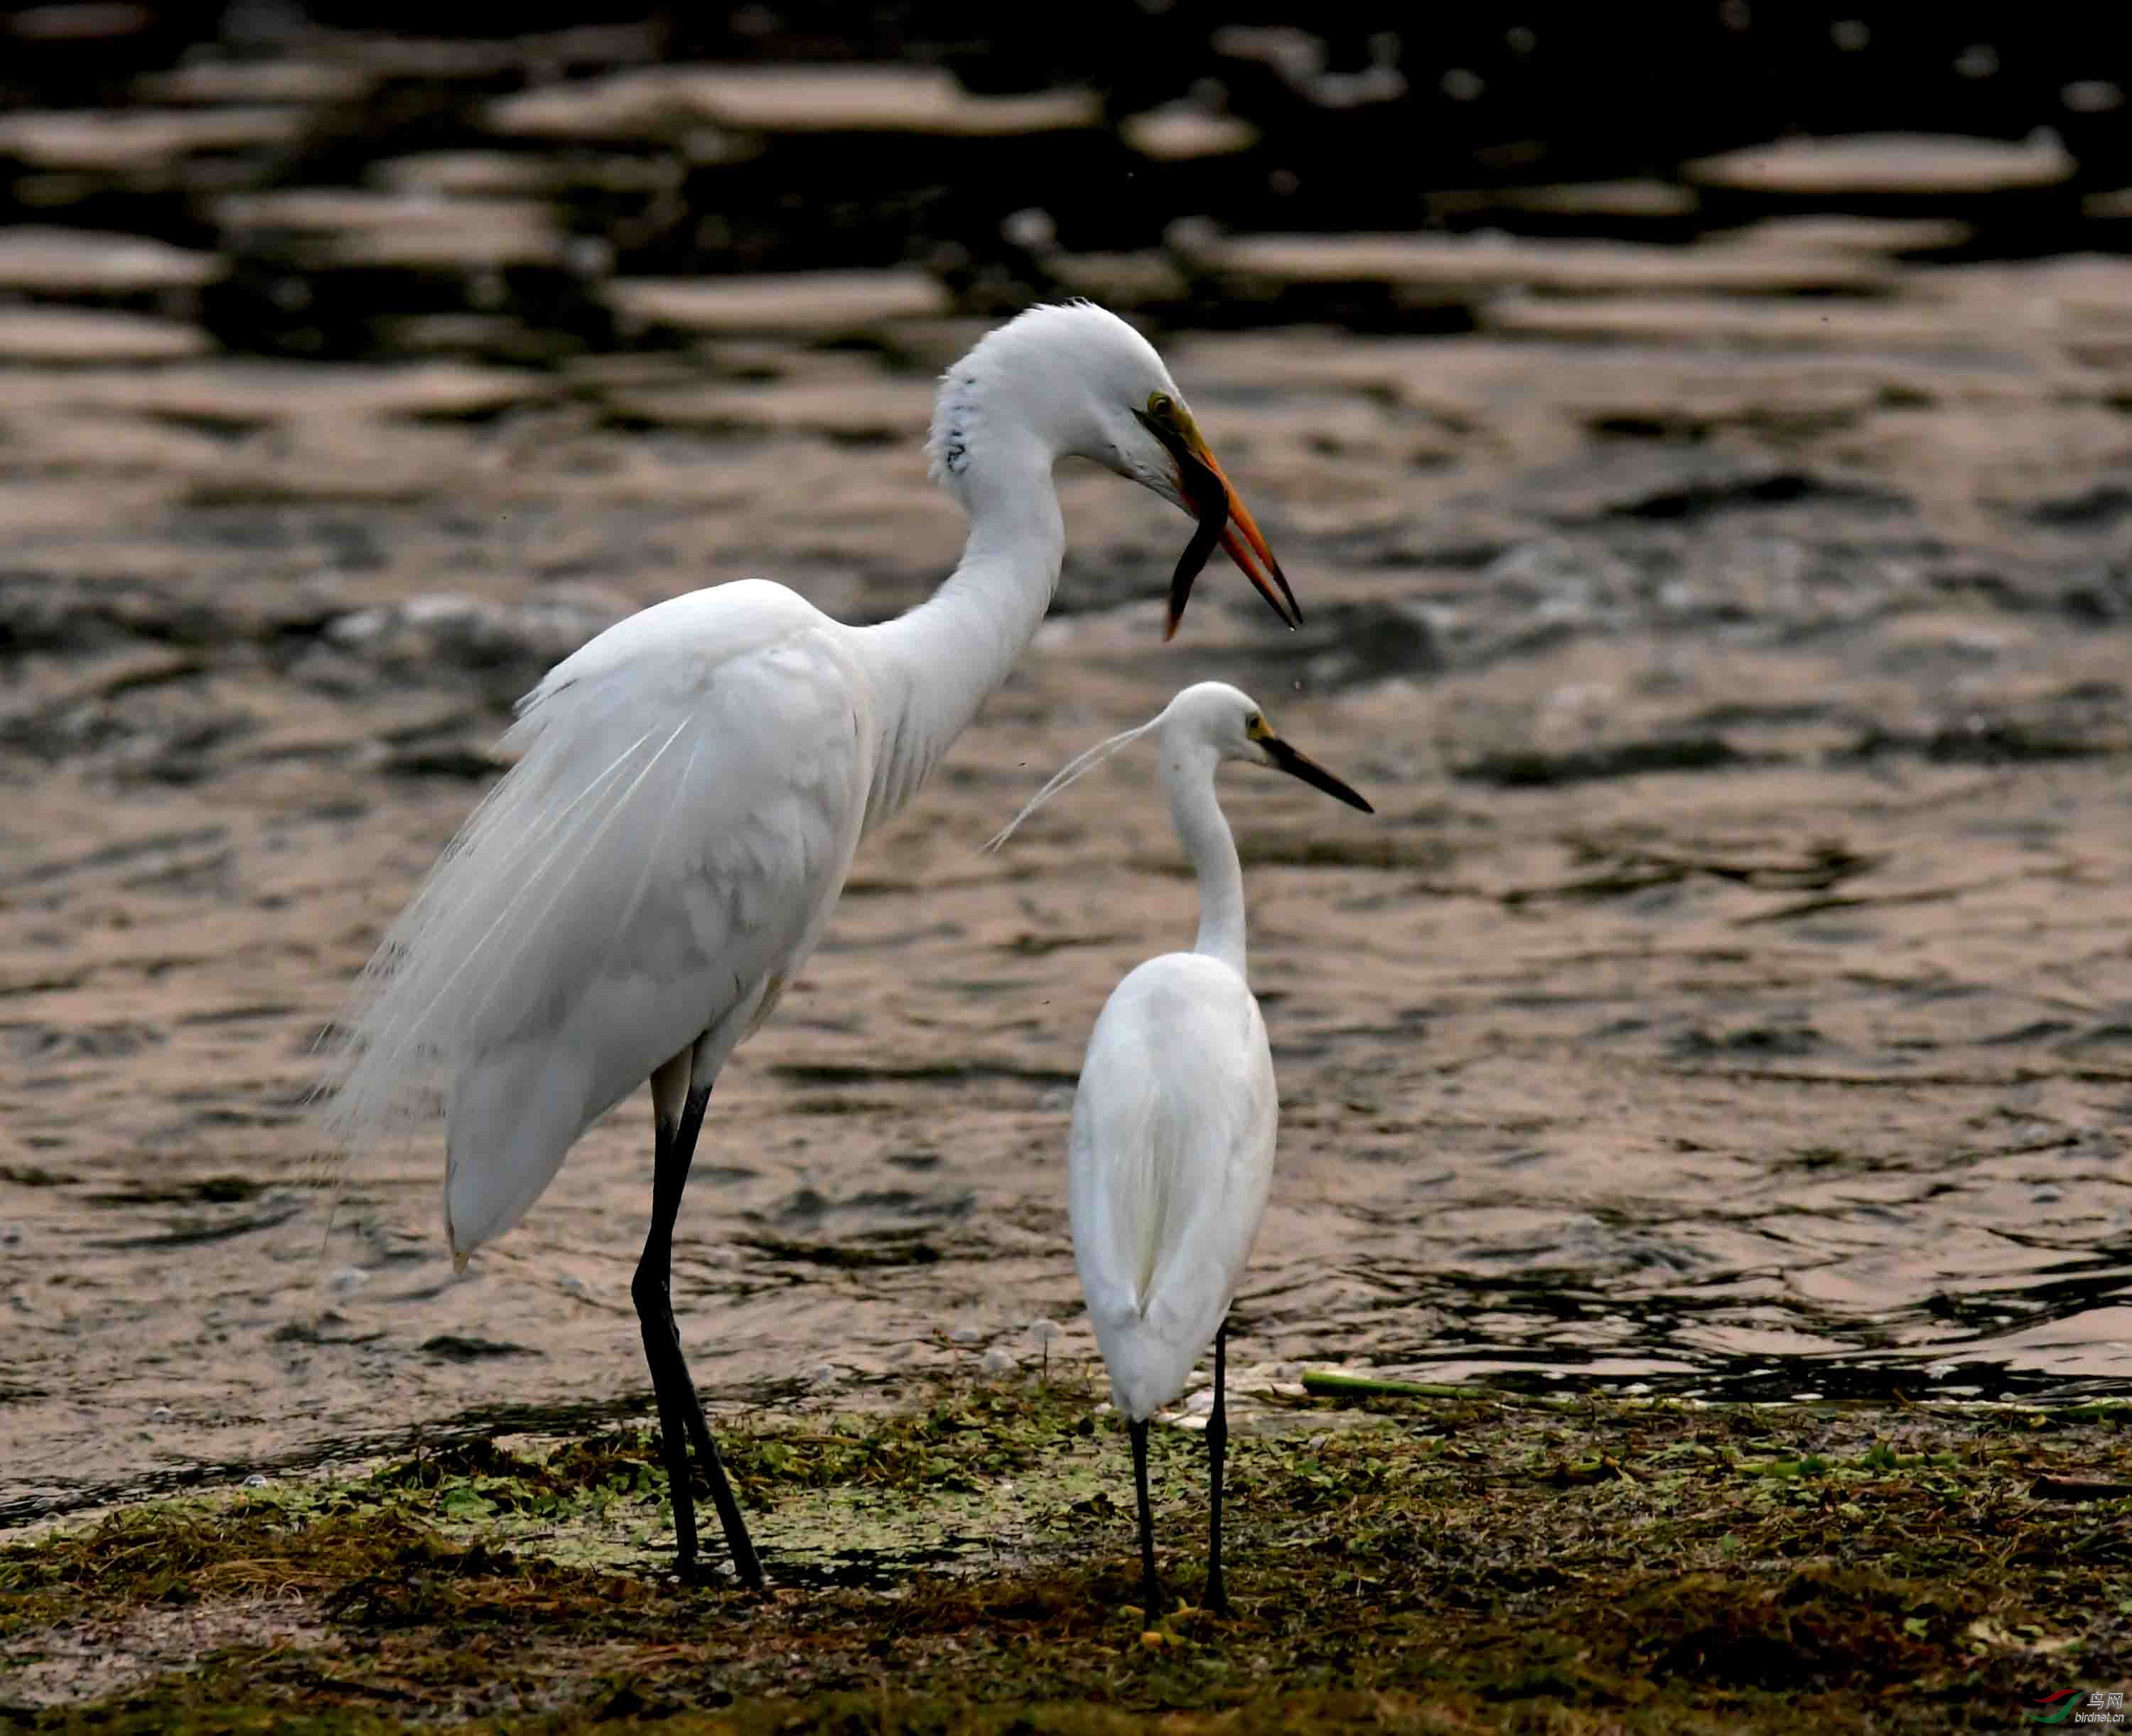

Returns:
4,73,2132,1526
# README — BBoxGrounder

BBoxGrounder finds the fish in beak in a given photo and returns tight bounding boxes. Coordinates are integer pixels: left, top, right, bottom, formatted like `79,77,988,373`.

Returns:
1136,403,1302,641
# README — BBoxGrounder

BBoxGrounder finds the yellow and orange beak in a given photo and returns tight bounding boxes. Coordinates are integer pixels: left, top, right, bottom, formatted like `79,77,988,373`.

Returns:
1134,406,1302,641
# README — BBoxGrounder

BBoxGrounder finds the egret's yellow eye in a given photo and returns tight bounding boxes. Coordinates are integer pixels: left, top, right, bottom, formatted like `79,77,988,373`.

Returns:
1245,712,1271,740
1147,392,1175,419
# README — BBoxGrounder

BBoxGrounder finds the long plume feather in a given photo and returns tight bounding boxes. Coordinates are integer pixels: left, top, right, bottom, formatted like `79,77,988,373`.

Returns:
984,710,1164,853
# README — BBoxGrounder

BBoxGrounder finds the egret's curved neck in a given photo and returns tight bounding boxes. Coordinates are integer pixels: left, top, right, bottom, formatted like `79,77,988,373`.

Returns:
860,428,1065,829
1164,747,1247,976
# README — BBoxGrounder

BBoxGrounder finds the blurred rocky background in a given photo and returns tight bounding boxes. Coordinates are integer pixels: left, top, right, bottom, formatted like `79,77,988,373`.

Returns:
1,3,2125,364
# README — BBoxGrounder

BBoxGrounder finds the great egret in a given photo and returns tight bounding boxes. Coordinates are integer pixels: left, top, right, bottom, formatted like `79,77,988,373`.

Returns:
987,681,1372,1616
323,303,1305,1590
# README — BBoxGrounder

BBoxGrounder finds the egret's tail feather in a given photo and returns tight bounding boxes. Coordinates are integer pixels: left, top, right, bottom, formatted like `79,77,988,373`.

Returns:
316,674,706,1192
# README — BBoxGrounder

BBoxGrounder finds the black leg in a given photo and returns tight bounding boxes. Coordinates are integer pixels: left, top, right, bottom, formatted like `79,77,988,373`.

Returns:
1205,1323,1232,1616
1129,1417,1161,1619
630,1082,765,1592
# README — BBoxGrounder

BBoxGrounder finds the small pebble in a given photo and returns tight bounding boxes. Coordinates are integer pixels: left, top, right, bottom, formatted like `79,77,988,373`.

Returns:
1182,1387,1215,1414
244,1473,269,1488
1924,1361,1957,1380
950,1324,986,1345
980,1345,1014,1375
807,1363,839,1386
326,1267,369,1294
1791,1391,1824,1402
149,1405,174,1420
561,1276,590,1298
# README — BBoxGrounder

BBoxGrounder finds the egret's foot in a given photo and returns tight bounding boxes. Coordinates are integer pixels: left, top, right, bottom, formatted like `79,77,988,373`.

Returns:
682,1411,764,1593
671,1549,767,1595
1203,1576,1232,1619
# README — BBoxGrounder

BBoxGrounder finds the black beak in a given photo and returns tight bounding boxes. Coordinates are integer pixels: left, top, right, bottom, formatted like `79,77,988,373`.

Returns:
1262,737,1374,813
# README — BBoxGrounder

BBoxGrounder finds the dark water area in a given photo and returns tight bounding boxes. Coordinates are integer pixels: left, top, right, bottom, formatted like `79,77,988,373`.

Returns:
2,5,2131,1528
4,4,2128,365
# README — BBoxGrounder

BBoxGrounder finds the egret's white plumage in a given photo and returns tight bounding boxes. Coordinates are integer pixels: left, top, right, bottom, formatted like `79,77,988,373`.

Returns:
992,679,1372,1614
1070,949,1274,1420
322,303,1303,1589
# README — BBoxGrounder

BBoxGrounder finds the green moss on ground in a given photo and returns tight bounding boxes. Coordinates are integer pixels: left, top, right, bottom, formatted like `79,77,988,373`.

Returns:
4,1377,2128,1732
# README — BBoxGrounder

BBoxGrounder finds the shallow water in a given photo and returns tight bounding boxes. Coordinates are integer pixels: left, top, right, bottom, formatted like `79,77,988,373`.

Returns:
9,302,2132,1528
5,32,2132,1526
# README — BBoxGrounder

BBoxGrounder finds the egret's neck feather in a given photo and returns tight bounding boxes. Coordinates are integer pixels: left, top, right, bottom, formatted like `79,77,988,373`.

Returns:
860,426,1065,829
1165,748,1247,975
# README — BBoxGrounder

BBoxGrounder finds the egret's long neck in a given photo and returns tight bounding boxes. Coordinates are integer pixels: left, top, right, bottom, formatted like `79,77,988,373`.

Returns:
1165,748,1247,976
860,431,1065,829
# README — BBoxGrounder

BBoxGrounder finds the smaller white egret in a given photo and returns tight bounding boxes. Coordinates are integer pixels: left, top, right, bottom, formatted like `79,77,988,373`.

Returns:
988,681,1373,1615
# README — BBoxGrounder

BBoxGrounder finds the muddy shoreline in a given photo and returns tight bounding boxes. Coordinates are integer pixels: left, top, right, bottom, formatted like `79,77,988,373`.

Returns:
5,1378,2130,1730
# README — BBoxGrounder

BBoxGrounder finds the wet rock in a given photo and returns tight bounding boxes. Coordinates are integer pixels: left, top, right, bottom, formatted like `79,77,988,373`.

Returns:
1841,715,2126,765
600,377,932,443
1684,132,2077,198
0,306,206,361
1455,735,1750,787
217,189,568,271
1482,296,1960,348
133,57,374,106
371,150,559,200
2025,485,2132,530
1597,468,1907,524
1674,1023,1823,1059
485,65,1099,143
1711,215,1974,256
1119,106,1257,162
1431,179,1700,225
419,1335,537,1361
606,270,950,340
1202,232,1892,298
0,226,220,295
0,105,304,170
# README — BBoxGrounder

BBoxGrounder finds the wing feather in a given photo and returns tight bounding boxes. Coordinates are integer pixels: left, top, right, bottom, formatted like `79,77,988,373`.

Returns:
322,582,870,1254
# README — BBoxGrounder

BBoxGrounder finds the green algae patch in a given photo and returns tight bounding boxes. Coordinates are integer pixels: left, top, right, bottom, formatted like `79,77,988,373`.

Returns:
5,1377,2131,1732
